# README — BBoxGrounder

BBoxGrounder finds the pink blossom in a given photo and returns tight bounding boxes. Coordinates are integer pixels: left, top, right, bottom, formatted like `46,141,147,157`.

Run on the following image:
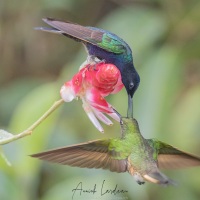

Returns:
60,62,124,132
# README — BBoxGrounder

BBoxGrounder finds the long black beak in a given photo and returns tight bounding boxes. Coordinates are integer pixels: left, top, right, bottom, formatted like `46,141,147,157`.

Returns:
127,94,133,118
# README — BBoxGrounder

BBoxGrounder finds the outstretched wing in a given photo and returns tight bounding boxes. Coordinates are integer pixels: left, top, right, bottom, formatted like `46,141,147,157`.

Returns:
37,18,126,54
31,139,127,173
149,139,200,169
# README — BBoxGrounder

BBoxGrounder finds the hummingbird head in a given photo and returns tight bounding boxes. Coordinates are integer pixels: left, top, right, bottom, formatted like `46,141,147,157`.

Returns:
120,117,140,137
120,65,140,118
121,67,140,98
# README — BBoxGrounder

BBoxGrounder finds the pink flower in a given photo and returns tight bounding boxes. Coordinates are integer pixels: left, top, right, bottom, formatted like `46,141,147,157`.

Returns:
60,62,124,132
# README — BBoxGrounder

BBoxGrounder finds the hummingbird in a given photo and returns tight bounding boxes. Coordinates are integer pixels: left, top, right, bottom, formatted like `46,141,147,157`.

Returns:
31,117,200,185
36,18,140,118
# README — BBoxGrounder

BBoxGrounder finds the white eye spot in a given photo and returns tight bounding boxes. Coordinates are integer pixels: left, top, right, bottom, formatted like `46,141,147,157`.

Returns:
129,82,134,90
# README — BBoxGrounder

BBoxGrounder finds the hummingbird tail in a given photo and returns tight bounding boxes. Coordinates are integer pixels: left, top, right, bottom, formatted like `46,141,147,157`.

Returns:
34,27,63,34
143,170,177,186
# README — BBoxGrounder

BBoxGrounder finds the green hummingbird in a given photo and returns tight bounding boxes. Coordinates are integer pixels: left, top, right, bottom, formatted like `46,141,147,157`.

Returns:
31,117,200,185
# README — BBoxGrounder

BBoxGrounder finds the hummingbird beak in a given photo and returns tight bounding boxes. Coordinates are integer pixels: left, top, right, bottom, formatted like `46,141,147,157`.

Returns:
127,94,133,118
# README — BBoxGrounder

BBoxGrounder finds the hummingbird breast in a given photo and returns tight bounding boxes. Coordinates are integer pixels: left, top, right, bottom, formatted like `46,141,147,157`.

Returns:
127,139,158,177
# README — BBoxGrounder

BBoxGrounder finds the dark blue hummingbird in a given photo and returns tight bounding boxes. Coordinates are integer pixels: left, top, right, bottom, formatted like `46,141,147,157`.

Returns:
36,18,140,118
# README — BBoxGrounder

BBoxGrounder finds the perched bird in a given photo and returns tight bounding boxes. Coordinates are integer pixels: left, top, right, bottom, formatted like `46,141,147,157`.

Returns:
36,18,140,118
31,117,200,185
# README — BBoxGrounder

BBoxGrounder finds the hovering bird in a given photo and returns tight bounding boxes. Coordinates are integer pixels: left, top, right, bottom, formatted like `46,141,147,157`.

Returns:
31,117,200,185
36,18,140,118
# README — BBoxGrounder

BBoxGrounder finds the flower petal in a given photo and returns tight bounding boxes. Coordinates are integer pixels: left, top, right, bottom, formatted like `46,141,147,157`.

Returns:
92,108,113,126
107,112,120,122
96,63,120,84
61,61,123,132
110,82,124,94
71,71,84,94
60,82,76,102
82,98,104,133
85,88,113,113
110,73,123,94
85,63,123,96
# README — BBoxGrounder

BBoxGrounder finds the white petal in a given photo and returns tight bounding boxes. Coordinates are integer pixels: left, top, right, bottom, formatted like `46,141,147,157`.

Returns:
82,102,104,133
60,84,75,102
107,112,120,122
92,108,113,126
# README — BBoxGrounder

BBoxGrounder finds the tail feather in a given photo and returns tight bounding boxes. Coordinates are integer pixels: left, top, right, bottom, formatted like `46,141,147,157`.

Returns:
34,27,62,34
143,170,177,186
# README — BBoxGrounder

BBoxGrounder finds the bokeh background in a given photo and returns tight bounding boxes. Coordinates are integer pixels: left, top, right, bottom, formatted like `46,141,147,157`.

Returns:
1,0,200,199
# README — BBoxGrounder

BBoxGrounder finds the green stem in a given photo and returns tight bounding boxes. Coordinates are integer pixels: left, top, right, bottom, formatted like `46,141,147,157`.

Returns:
0,146,11,166
0,99,64,145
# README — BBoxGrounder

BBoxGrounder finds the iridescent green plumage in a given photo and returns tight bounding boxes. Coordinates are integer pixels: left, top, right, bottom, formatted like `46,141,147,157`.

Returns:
97,34,127,54
31,117,200,185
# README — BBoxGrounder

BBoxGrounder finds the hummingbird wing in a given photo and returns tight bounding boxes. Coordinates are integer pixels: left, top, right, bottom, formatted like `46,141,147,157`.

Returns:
31,139,127,173
37,18,126,54
149,139,200,169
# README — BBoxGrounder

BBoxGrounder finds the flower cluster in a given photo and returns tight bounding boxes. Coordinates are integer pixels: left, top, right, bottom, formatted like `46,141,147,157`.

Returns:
60,62,124,132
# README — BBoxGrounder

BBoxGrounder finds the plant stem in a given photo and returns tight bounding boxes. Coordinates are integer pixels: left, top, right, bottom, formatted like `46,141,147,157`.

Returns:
0,99,64,145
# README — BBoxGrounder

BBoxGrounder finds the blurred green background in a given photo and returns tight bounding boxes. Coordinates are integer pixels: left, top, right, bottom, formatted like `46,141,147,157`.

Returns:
0,0,200,199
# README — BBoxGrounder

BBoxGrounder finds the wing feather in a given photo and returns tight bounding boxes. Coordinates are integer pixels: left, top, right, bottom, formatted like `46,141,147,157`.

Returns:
39,18,126,54
157,142,200,169
31,139,127,173
158,153,200,169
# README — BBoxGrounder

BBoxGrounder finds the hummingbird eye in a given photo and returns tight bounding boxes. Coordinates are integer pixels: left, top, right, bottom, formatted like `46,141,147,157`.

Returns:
129,82,134,90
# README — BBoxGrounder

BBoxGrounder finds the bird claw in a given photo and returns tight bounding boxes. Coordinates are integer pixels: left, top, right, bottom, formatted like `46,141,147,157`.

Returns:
86,56,106,71
80,56,103,70
137,181,145,185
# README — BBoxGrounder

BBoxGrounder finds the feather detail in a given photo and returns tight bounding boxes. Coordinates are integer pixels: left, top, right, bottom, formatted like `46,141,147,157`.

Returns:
31,139,127,173
37,18,126,54
149,139,200,169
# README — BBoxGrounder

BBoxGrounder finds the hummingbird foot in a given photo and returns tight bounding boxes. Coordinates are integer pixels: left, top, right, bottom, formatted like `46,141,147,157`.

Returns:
87,55,105,64
137,181,145,185
86,55,105,71
133,173,145,185
79,55,100,70
79,56,105,71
